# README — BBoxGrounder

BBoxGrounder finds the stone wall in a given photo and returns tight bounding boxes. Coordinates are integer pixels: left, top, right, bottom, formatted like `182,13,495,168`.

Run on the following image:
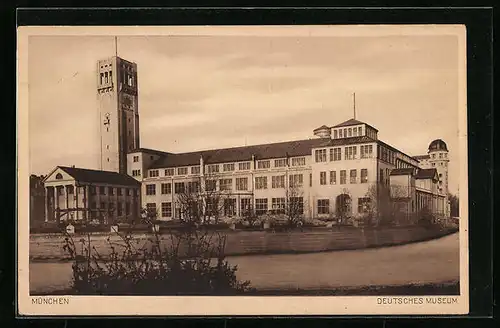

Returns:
29,226,458,261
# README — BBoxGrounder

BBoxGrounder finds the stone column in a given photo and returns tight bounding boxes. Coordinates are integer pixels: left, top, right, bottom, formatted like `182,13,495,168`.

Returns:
44,187,49,222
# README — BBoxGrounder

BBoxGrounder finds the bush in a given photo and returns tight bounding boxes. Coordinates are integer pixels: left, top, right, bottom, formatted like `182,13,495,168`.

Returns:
62,222,253,295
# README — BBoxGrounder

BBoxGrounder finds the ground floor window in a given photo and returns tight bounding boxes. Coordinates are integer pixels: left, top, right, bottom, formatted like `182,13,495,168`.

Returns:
271,197,286,214
255,198,268,215
161,202,172,218
240,198,252,216
224,198,236,216
290,196,304,215
146,203,157,218
317,199,330,215
358,197,371,213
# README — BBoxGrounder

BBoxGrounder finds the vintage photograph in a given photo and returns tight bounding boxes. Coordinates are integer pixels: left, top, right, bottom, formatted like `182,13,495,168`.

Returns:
18,25,468,316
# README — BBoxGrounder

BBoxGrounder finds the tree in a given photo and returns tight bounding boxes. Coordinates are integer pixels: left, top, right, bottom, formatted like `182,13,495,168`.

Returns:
364,183,410,226
283,176,307,228
448,193,459,218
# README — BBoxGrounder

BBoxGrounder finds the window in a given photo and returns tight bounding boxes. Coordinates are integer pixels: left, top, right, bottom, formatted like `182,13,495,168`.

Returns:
219,179,233,191
329,148,334,161
317,199,330,215
207,164,219,174
132,169,141,177
274,159,287,168
206,180,217,192
223,163,235,172
345,146,357,160
161,202,172,218
257,160,270,169
271,198,286,214
191,166,200,174
309,173,313,187
146,203,157,216
344,128,347,137
360,145,373,158
432,163,436,167
339,129,343,138
224,199,236,216
99,186,106,195
361,169,368,183
165,168,174,176
66,186,74,194
117,188,123,196
332,148,341,161
444,153,448,158
439,153,443,159
350,169,357,184
149,170,159,178
255,198,268,215
238,162,251,170
315,149,327,162
358,198,371,213
240,198,252,214
174,182,185,193
340,170,347,184
90,186,97,195
432,154,436,158
290,197,304,214
100,202,106,209
348,128,352,137
291,157,306,166
160,183,171,195
330,171,336,185
236,177,248,191
353,127,358,137
271,175,285,188
133,156,139,162
177,167,188,175
358,127,362,136
333,130,338,139
289,174,303,188
146,184,156,195
380,169,384,182
255,176,268,189
187,181,200,193
320,172,327,185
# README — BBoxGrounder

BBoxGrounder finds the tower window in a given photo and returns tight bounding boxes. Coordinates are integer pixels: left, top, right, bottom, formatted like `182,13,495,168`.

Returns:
109,71,112,82
105,72,109,84
107,158,109,162
100,73,104,85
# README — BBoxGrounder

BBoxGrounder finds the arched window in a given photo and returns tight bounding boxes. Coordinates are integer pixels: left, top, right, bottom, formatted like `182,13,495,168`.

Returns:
55,173,63,180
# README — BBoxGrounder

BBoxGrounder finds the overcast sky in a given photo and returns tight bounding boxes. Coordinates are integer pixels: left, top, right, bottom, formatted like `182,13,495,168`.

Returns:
28,31,461,194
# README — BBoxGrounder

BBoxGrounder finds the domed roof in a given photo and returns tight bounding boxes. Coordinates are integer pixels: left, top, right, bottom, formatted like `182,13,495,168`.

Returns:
428,139,448,152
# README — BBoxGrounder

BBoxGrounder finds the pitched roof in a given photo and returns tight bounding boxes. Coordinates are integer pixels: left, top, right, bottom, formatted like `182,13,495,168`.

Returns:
128,148,172,156
413,154,430,160
313,125,330,131
58,166,140,186
390,168,415,176
415,168,438,180
149,138,332,169
331,118,379,132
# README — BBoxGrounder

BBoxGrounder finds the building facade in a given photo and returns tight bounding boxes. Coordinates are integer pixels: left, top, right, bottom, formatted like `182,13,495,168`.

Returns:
43,166,141,224
40,55,451,226
129,118,450,223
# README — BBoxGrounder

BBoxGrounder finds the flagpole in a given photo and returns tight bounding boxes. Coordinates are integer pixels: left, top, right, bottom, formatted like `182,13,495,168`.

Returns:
353,92,356,119
114,36,118,57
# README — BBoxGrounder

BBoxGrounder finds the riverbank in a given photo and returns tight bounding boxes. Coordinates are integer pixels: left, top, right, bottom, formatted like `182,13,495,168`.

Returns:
29,233,460,295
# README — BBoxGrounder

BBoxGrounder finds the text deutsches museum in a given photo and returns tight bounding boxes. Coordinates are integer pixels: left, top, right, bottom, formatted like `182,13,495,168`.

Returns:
377,297,458,305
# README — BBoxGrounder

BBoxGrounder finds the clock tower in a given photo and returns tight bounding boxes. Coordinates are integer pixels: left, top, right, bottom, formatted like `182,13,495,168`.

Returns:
97,56,140,174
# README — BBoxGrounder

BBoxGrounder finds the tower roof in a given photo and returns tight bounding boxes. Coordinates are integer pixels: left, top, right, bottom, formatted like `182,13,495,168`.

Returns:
428,139,448,152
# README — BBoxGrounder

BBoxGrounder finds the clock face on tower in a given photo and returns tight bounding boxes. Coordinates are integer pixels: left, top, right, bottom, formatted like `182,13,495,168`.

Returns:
121,93,134,108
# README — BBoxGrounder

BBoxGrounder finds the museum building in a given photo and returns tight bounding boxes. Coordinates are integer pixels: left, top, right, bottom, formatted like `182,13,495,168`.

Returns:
42,55,450,224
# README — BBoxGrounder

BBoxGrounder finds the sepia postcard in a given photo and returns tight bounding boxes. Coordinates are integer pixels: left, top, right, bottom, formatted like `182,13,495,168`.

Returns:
17,25,469,316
